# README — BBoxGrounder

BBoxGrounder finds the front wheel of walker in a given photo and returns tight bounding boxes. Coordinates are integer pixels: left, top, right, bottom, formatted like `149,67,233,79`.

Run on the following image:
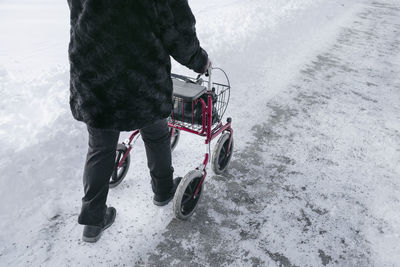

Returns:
173,170,204,220
212,132,234,175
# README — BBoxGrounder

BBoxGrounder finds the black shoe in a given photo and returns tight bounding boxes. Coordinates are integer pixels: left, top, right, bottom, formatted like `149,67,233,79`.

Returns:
82,207,116,243
153,177,182,206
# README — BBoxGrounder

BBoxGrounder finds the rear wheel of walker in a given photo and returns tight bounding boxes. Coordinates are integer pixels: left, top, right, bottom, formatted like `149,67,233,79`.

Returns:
109,144,130,188
212,132,234,175
169,128,180,152
173,170,204,220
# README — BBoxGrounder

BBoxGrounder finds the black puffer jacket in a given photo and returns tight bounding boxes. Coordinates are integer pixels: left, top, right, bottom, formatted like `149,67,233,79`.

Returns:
67,0,208,131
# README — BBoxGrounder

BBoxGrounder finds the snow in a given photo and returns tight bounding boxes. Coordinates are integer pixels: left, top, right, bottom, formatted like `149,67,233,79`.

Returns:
1,0,400,266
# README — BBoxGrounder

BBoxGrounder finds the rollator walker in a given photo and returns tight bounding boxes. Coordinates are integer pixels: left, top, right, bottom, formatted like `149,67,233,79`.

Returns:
109,66,234,220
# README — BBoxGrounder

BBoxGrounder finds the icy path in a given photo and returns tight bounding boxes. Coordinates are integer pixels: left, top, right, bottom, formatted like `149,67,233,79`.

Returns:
0,0,399,266
147,1,400,266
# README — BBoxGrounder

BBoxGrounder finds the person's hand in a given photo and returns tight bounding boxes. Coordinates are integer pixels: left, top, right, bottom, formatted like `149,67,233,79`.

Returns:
200,58,211,74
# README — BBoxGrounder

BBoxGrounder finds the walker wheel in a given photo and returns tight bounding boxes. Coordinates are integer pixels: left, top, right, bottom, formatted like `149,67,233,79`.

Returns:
173,170,204,220
211,132,234,174
109,144,130,188
169,128,180,152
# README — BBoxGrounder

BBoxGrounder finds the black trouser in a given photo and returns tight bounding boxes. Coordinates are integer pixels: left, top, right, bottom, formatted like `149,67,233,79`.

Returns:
78,119,173,226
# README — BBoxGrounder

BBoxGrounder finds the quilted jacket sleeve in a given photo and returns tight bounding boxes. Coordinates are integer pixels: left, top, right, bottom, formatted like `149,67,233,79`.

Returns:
155,0,208,73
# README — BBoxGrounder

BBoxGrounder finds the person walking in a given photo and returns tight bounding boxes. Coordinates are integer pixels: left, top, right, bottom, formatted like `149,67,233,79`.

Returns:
67,0,210,243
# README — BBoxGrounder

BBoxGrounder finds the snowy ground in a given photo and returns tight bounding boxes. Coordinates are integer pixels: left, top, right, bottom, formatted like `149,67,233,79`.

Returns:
1,0,399,266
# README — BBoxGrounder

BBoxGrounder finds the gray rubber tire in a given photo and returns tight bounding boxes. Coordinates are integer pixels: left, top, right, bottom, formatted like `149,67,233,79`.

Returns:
170,128,180,152
173,170,204,220
211,132,234,175
109,144,130,188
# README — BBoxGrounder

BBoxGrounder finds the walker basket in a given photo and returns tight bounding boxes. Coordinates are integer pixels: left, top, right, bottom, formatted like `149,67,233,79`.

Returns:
169,74,230,131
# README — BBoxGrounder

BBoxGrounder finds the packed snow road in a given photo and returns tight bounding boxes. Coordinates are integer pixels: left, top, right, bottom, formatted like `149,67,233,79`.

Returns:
0,0,399,266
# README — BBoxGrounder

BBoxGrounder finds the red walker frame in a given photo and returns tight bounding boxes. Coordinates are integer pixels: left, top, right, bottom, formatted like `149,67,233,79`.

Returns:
118,68,233,199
